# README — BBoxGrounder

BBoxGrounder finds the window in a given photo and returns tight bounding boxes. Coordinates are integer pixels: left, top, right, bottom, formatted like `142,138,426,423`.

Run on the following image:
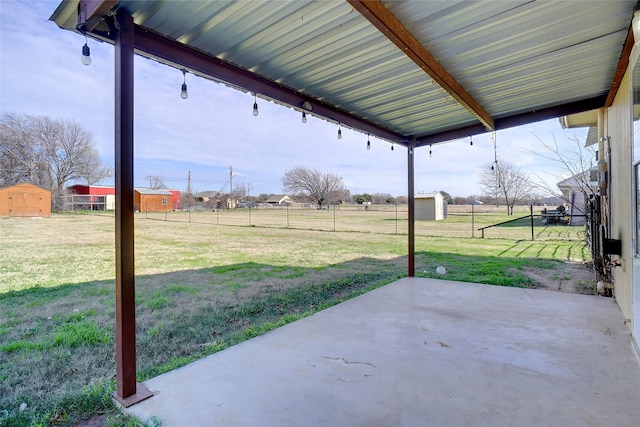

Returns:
162,197,167,205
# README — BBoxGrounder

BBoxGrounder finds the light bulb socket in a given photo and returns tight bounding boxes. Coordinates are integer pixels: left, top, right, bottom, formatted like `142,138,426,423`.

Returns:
81,43,91,66
181,83,188,99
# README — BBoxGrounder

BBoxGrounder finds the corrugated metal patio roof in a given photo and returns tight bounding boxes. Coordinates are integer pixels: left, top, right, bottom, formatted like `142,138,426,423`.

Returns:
51,0,637,148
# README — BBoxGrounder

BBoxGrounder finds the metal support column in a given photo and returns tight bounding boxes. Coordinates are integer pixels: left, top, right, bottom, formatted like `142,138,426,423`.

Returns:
407,140,416,277
113,11,152,407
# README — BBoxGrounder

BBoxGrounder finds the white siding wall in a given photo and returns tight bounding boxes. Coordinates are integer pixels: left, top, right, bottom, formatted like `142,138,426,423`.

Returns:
605,66,633,322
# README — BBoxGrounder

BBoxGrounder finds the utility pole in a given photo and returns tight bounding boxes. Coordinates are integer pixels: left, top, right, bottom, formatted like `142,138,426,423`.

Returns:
229,165,234,195
187,171,192,220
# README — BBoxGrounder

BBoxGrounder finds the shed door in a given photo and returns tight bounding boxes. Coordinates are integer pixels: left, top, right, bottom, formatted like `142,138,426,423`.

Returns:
9,192,42,217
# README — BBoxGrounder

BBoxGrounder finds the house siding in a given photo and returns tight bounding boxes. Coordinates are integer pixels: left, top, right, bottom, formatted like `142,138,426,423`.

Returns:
605,66,633,323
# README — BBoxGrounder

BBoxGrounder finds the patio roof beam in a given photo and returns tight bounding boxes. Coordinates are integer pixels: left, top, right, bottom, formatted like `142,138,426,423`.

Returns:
78,0,116,24
130,26,409,146
348,0,495,132
415,94,608,147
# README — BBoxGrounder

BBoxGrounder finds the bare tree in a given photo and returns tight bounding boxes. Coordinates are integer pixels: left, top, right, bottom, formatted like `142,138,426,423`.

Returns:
145,175,167,189
282,166,347,209
77,146,112,185
479,160,534,215
0,113,111,193
529,134,598,215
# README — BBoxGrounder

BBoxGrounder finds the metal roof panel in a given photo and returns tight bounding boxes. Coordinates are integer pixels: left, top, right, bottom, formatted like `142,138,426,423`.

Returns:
52,0,637,142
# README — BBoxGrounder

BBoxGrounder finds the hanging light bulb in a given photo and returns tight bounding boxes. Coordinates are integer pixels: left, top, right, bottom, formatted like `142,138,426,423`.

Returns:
391,143,394,151
253,94,259,116
337,124,342,140
366,134,371,150
470,136,473,146
81,35,91,66
180,69,188,99
302,111,307,123
429,145,432,158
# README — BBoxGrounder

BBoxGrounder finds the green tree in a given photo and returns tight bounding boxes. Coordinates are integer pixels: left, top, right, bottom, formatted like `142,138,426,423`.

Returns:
439,190,453,204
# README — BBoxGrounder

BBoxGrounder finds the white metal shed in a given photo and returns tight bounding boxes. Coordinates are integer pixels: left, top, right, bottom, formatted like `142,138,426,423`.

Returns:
415,193,447,221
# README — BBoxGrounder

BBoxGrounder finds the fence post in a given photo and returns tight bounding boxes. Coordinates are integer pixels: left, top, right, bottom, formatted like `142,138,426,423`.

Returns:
395,202,398,235
286,204,290,228
248,205,251,226
530,204,534,241
333,204,336,232
472,203,475,238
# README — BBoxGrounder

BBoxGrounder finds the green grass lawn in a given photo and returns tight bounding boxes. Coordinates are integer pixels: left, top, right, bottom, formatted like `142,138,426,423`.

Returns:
0,210,591,426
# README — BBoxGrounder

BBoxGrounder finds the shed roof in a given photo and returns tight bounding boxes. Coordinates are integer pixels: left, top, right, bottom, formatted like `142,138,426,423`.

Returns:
51,0,636,147
556,168,598,190
415,192,443,199
134,188,173,196
0,182,51,193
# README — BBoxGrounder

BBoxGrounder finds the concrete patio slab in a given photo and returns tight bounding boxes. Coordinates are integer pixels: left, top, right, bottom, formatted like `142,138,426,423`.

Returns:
124,278,640,426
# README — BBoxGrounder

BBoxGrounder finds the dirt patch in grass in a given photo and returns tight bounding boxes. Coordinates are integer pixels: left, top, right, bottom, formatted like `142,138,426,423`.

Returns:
68,414,107,427
521,261,596,295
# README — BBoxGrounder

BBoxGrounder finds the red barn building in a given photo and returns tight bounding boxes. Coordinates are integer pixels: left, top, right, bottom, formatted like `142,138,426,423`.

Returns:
66,185,181,211
169,190,181,210
67,184,116,210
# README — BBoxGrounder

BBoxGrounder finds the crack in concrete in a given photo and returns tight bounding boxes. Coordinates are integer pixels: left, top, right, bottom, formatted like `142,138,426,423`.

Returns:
322,356,376,368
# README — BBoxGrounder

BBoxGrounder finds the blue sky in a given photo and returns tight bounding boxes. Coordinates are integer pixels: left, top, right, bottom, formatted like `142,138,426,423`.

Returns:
0,0,590,197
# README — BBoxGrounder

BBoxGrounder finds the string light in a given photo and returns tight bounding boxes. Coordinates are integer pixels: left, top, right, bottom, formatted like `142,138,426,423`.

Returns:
470,136,473,146
180,69,188,99
337,124,342,140
429,145,432,157
391,143,394,151
253,94,259,116
366,134,371,150
81,34,91,66
302,111,307,123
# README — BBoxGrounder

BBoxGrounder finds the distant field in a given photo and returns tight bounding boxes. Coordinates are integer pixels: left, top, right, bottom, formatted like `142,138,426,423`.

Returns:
129,203,577,241
0,208,590,425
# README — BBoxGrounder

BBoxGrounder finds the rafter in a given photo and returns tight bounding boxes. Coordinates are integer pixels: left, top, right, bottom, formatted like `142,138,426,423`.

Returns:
348,0,495,131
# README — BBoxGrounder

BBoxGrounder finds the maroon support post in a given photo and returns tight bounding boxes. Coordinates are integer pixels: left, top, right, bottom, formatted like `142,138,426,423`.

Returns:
113,11,152,406
407,141,415,277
